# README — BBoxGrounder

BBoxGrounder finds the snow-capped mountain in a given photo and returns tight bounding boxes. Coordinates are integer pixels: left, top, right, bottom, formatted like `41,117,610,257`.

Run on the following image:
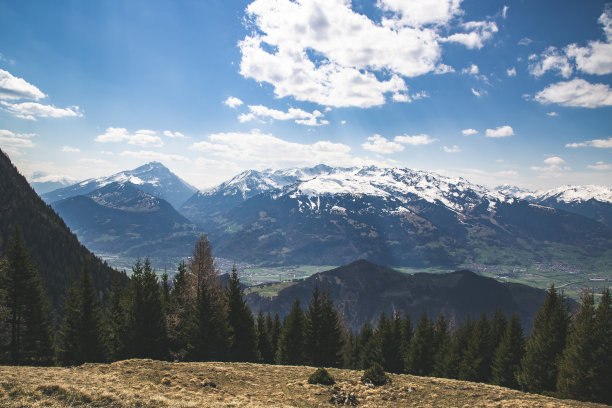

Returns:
498,184,612,228
187,165,611,267
495,184,538,201
42,162,197,209
29,172,76,195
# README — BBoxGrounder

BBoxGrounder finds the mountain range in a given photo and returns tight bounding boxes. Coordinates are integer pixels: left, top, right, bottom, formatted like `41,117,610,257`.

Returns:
41,162,612,271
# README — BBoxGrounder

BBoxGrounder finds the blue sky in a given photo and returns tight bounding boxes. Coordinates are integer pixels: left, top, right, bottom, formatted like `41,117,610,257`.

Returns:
0,0,611,190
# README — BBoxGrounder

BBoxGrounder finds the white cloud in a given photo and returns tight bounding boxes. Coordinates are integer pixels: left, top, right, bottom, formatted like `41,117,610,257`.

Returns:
340,120,347,125
471,88,486,97
531,156,570,173
506,67,516,76
565,7,612,75
534,78,612,108
0,69,46,100
95,127,164,147
119,150,189,162
588,161,612,170
528,46,573,78
502,5,509,19
394,134,438,145
566,136,612,148
0,129,35,155
518,37,532,46
223,96,244,108
462,64,479,75
546,111,558,116
238,105,329,126
163,130,186,138
443,145,461,153
189,129,360,167
461,128,478,135
238,0,497,108
362,134,404,154
62,146,80,153
1,101,82,120
442,21,499,50
485,125,514,138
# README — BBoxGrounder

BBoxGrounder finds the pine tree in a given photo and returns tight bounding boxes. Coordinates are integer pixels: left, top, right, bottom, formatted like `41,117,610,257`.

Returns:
187,236,228,362
459,313,492,382
129,258,168,360
592,289,612,404
440,317,473,379
490,309,508,351
517,284,570,394
432,313,451,377
305,286,343,367
167,260,192,360
106,273,126,361
378,313,402,373
3,226,54,365
58,264,106,365
405,312,434,376
400,313,413,362
491,313,524,389
226,266,258,362
277,299,306,365
556,290,598,401
270,313,281,358
256,311,274,364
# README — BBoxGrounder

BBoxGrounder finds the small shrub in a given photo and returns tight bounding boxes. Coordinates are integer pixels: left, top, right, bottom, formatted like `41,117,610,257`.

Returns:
308,367,335,385
361,363,390,386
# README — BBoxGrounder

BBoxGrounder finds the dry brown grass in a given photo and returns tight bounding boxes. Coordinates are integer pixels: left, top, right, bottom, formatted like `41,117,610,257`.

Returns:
0,359,606,407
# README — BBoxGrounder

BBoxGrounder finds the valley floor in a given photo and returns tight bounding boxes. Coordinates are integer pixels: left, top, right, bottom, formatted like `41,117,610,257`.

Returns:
0,359,606,407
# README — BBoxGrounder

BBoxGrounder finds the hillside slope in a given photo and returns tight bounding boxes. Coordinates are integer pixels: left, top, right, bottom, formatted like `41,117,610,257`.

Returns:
0,149,124,309
0,359,603,407
246,260,550,331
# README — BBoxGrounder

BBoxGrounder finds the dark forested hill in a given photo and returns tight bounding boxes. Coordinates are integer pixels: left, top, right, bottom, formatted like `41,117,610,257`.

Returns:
247,259,554,331
0,149,125,310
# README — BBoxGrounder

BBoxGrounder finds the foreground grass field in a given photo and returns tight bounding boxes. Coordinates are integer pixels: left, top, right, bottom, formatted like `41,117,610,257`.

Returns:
0,359,606,407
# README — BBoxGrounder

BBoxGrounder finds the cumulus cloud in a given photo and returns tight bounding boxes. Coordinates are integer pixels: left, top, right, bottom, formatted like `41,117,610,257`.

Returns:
362,134,404,154
95,127,164,147
529,7,612,78
485,125,514,138
534,78,612,108
238,105,329,126
238,0,498,108
462,64,479,75
394,134,438,145
443,145,461,153
588,161,612,170
566,136,612,148
531,156,570,173
1,101,82,121
528,47,573,78
119,150,189,162
506,67,517,76
0,129,35,155
62,146,80,153
462,128,478,135
0,69,45,100
189,129,358,167
442,21,499,49
163,130,186,138
223,96,244,108
546,111,558,116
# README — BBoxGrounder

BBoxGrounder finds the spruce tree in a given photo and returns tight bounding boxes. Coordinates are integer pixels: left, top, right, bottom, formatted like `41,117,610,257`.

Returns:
317,288,344,367
226,266,258,362
0,257,9,363
459,313,492,382
517,284,569,394
58,264,106,365
276,299,306,365
491,313,524,389
106,273,126,361
405,312,434,376
432,313,451,377
440,317,473,379
592,289,612,404
378,313,402,373
129,258,168,360
256,311,274,364
270,313,281,358
490,309,508,351
354,321,379,369
556,290,597,402
304,284,324,365
3,226,54,365
168,260,193,360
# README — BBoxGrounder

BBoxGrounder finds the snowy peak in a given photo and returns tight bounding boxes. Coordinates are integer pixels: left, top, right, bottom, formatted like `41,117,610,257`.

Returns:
42,162,197,209
495,185,538,201
537,185,612,204
86,182,164,212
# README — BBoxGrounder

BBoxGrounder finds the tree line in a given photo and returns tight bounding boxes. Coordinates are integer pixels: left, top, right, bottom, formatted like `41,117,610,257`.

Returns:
1,229,611,404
